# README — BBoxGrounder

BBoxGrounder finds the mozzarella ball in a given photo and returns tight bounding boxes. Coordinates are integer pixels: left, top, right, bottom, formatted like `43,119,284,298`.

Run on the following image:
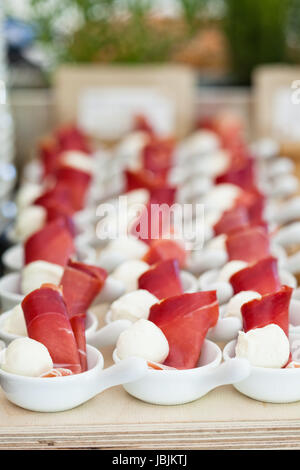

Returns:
203,184,241,213
101,236,148,261
61,150,94,174
15,205,47,241
111,260,149,292
21,261,64,295
1,338,53,377
224,291,262,320
218,260,248,283
15,184,43,210
116,319,169,363
235,324,290,368
207,234,226,251
181,130,220,158
3,304,27,337
110,289,158,322
116,131,149,168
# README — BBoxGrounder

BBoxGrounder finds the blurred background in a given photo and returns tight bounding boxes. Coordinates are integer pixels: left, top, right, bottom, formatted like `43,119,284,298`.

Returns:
1,0,300,235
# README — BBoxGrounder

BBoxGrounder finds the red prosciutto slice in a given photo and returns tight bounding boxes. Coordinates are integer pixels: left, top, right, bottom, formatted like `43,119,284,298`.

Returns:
125,169,166,192
149,292,219,369
70,314,87,372
22,285,81,373
143,239,186,268
24,218,75,266
216,158,256,191
138,259,183,300
149,186,176,206
226,226,270,263
142,139,174,178
241,285,292,336
55,124,91,153
56,166,92,211
134,114,155,136
39,137,61,177
213,206,250,236
61,260,107,318
230,256,281,295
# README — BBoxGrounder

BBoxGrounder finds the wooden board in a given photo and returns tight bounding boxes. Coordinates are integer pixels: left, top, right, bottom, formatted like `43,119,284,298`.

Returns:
54,65,196,141
2,156,300,450
1,331,300,450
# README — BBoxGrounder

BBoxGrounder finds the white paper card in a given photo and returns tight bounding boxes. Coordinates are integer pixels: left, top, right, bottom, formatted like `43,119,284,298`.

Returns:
272,86,300,141
77,86,175,139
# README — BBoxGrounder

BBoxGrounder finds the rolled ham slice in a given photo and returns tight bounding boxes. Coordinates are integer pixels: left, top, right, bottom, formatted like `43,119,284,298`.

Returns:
143,239,186,268
138,259,183,300
22,285,81,373
55,125,91,154
226,226,270,263
61,260,107,318
125,169,167,192
215,158,256,191
149,291,219,369
56,166,92,211
241,285,292,337
70,314,88,372
24,218,75,266
213,206,250,236
230,256,281,295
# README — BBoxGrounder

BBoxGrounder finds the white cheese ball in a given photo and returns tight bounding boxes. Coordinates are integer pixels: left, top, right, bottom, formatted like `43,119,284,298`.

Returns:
3,304,27,337
195,150,230,177
116,319,169,363
110,289,158,322
111,260,149,292
102,236,148,260
15,183,43,210
218,260,248,283
207,234,227,251
21,261,64,295
235,324,290,368
203,184,241,213
181,130,220,158
116,131,149,168
15,205,47,241
1,338,53,377
61,150,94,174
224,291,262,320
125,189,149,207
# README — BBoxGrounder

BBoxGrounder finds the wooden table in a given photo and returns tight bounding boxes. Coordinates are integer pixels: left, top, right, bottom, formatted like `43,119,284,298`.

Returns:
2,162,300,450
1,340,300,450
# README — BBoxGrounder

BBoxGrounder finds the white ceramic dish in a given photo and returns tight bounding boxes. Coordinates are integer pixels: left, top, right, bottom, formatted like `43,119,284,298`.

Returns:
2,242,96,273
0,346,147,412
0,306,131,350
112,341,250,405
0,308,95,343
198,268,297,306
0,272,125,311
187,242,286,276
207,298,300,344
265,196,300,225
223,336,300,403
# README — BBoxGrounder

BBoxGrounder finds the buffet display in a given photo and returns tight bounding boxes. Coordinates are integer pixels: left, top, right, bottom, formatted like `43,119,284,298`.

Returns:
1,113,300,412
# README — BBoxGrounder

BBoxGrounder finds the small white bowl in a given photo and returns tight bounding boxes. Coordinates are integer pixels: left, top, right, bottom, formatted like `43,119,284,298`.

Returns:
0,272,22,310
0,309,98,346
223,336,300,403
1,242,96,273
207,304,242,344
0,346,147,412
112,341,250,405
0,271,126,315
198,268,297,306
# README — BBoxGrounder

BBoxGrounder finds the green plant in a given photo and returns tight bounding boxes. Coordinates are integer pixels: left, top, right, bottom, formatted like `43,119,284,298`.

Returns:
223,0,291,84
